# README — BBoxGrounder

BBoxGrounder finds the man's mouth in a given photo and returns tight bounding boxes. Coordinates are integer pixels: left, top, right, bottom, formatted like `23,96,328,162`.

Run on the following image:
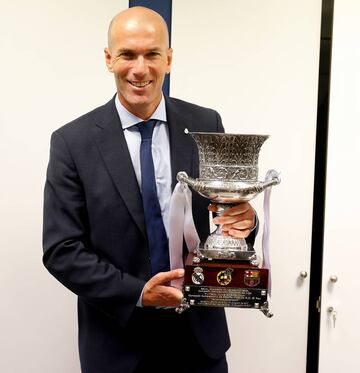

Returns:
129,80,151,88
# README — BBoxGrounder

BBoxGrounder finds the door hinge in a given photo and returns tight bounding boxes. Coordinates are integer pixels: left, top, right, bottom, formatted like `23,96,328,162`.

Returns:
316,296,321,312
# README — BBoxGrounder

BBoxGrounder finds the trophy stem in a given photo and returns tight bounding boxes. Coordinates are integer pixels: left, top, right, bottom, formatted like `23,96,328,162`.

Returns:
213,204,227,237
198,203,252,260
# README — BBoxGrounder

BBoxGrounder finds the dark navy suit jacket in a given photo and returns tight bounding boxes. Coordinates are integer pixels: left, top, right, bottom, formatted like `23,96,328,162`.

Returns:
42,96,246,372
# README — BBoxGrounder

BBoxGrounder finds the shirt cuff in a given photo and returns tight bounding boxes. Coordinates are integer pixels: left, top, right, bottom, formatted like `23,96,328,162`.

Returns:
250,211,259,233
136,286,145,307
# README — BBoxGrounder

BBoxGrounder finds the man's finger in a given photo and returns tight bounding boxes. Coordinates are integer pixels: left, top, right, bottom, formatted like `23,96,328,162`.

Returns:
213,215,240,225
222,202,251,216
228,228,251,239
223,219,254,230
152,269,185,285
214,210,254,224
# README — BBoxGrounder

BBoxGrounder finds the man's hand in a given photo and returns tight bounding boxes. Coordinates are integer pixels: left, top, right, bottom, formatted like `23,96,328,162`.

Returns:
209,202,256,239
142,269,184,307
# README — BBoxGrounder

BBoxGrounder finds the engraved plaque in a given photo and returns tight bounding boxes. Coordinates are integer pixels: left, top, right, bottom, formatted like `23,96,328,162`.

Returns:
183,253,269,309
184,286,267,308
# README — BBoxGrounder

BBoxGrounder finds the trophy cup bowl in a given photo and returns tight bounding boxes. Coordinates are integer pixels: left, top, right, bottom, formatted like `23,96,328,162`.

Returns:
177,132,280,262
175,132,280,316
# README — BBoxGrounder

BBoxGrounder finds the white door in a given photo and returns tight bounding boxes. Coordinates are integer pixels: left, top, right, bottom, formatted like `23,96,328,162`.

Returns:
171,1,322,372
319,0,360,371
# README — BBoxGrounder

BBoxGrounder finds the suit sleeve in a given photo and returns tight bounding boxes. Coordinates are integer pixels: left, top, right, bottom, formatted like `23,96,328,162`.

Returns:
42,131,145,328
215,110,225,133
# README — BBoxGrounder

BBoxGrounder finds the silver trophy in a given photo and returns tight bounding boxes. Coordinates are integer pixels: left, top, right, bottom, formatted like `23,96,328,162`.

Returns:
178,132,280,263
176,132,280,316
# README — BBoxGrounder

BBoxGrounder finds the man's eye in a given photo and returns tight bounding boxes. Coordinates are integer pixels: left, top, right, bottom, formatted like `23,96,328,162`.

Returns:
119,52,134,59
148,52,161,58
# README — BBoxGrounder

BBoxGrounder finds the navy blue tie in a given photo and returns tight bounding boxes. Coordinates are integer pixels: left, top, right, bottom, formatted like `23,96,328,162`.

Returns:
137,120,170,275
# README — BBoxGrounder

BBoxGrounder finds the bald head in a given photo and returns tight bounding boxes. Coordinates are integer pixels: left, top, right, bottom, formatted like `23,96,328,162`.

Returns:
104,6,173,119
107,6,169,51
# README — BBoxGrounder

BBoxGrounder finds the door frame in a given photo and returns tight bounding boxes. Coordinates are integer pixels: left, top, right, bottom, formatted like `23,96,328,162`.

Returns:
306,1,335,372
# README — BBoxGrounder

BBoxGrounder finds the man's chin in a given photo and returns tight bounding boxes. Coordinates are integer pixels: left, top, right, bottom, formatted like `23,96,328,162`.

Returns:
120,95,146,107
128,100,152,110
121,97,158,117
125,94,151,105
119,92,162,116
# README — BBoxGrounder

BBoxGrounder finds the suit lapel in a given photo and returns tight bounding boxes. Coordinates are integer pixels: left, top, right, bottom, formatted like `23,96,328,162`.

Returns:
93,96,199,238
94,98,146,238
165,97,197,190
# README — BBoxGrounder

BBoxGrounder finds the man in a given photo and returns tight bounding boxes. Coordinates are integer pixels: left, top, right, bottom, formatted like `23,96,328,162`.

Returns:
43,6,256,373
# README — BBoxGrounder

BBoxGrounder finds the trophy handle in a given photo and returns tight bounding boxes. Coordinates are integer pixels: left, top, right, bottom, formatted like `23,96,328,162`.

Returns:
177,171,280,196
242,175,280,195
176,171,196,188
261,174,281,190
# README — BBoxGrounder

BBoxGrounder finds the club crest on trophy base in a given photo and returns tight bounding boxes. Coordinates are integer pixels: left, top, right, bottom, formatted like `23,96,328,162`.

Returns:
175,132,280,317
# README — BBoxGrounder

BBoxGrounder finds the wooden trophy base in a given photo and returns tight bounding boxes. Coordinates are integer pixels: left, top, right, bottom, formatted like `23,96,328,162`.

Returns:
183,252,269,309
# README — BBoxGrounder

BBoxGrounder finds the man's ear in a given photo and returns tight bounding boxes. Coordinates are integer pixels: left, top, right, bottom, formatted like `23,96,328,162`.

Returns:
104,48,114,72
166,48,173,74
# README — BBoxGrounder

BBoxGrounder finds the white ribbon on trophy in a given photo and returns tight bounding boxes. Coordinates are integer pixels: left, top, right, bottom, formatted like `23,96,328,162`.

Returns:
262,169,281,296
168,182,200,288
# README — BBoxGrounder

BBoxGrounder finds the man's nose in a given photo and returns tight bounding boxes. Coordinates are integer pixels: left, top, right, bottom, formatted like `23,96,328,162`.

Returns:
132,56,148,75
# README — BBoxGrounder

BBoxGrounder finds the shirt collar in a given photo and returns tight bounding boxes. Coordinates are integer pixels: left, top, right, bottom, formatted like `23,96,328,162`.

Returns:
115,94,167,130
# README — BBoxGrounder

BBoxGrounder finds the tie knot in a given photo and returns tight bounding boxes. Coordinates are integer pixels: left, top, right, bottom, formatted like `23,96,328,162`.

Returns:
136,119,157,140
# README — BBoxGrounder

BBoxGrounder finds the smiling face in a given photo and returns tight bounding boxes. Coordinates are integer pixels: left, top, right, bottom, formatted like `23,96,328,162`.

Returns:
105,8,172,119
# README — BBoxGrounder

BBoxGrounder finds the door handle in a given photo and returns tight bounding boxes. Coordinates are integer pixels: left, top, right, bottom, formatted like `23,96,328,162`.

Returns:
327,306,337,328
299,271,308,279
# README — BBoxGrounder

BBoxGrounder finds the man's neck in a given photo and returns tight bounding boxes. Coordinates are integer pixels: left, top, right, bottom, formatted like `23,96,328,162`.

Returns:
118,96,162,120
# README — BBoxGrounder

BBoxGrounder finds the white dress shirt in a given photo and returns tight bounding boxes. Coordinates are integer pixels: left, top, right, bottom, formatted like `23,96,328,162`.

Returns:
114,94,172,237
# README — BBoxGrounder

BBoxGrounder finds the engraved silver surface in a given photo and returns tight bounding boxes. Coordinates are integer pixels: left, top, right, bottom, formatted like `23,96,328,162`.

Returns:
177,172,279,203
197,246,256,260
191,133,268,181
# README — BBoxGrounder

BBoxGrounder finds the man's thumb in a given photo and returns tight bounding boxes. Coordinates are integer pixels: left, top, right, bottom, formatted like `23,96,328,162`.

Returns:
155,269,184,284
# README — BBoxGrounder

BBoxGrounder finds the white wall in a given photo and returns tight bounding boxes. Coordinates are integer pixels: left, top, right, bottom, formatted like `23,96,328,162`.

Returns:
0,1,127,372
